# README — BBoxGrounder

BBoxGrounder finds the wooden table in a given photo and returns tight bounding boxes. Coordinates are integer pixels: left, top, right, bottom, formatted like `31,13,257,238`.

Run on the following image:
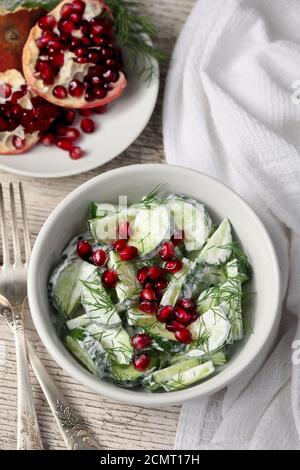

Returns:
0,0,195,450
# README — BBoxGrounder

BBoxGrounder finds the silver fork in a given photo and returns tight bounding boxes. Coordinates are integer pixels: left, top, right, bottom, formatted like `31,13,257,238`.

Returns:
0,183,43,450
0,183,101,450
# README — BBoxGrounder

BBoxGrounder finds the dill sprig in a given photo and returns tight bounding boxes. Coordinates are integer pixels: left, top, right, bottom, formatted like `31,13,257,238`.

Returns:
105,0,166,82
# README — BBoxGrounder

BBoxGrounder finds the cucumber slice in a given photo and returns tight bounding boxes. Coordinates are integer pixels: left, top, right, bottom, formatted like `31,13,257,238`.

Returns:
108,251,140,302
108,355,158,388
64,328,106,377
85,323,133,365
182,262,226,300
143,359,215,391
128,205,170,256
188,305,231,353
66,271,121,329
160,258,190,307
49,260,96,318
198,219,232,265
90,203,125,219
172,348,227,366
88,205,137,244
167,196,212,252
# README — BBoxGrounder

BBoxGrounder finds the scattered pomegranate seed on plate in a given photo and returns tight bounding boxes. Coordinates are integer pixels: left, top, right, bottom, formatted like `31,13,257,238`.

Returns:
81,118,95,133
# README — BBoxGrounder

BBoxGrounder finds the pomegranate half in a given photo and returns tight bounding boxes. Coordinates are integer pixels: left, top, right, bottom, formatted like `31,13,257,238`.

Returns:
0,69,59,155
22,0,127,109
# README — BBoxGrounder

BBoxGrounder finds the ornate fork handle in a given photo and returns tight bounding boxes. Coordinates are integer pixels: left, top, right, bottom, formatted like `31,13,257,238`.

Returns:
3,304,43,450
27,342,100,450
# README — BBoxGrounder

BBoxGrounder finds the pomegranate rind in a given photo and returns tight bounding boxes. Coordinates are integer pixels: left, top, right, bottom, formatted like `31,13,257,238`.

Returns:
22,0,128,109
0,68,40,155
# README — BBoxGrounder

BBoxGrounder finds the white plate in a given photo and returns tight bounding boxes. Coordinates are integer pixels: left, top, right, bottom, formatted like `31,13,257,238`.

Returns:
0,69,159,178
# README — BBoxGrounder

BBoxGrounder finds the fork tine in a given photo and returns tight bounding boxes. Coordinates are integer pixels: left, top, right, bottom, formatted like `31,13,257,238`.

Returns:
9,183,22,265
19,183,31,264
0,184,10,267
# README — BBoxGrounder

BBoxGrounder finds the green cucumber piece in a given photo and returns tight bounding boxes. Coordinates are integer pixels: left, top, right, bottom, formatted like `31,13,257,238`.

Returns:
128,205,170,256
85,323,133,365
188,305,231,353
198,219,232,265
167,196,212,252
108,355,158,388
90,203,125,219
108,251,140,302
50,260,96,318
162,362,215,391
171,348,227,366
64,328,106,377
160,258,190,307
182,262,226,300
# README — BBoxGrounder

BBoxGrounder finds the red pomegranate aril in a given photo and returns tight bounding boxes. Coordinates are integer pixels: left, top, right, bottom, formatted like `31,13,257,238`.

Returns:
92,249,108,267
178,298,195,310
40,64,55,85
63,110,76,124
40,133,55,146
79,109,92,117
140,288,156,302
144,282,154,290
7,119,18,131
175,328,192,345
118,221,130,239
131,334,152,352
72,0,86,14
139,301,158,315
11,104,22,116
59,19,75,34
172,230,185,246
77,240,92,259
80,20,90,35
119,246,138,261
12,136,26,150
61,3,73,18
55,137,73,151
87,51,99,63
154,279,168,293
102,269,119,288
94,105,108,114
112,239,127,252
48,39,64,51
0,117,8,131
81,118,95,133
70,146,83,160
93,86,107,100
157,305,175,324
38,14,56,30
88,76,102,86
137,267,149,285
174,307,193,326
11,90,26,104
74,47,88,58
49,52,64,67
64,128,80,141
101,47,113,59
69,80,85,98
133,354,151,372
147,266,164,281
4,83,12,98
53,85,68,99
76,57,88,64
166,320,185,332
164,259,183,274
159,241,175,261
69,12,82,24
103,70,118,83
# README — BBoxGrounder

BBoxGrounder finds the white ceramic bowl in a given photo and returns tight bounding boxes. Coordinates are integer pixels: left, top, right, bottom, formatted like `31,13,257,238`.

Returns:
28,164,281,406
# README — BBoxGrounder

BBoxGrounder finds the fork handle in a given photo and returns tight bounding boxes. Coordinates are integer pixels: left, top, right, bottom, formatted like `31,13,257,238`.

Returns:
27,342,101,450
13,307,43,450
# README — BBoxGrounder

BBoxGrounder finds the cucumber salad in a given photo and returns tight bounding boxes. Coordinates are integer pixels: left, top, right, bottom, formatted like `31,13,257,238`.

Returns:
49,188,251,392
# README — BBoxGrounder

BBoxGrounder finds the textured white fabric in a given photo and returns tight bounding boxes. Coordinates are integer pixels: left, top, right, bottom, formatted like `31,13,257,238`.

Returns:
163,0,300,450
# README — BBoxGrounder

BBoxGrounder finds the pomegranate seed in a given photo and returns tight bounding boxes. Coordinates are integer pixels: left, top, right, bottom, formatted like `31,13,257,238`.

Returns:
112,239,127,252
40,63,55,85
72,0,86,14
175,328,192,345
103,70,118,83
131,334,152,351
156,305,175,324
147,266,164,281
76,57,88,64
63,127,80,141
139,301,158,314
77,240,92,259
12,136,26,150
80,20,90,35
166,320,185,332
48,39,64,51
7,119,18,131
159,241,175,261
172,230,185,246
164,259,183,274
102,270,119,288
118,221,130,239
79,109,92,117
69,80,85,98
144,282,154,289
69,12,82,24
49,51,64,67
119,246,138,261
178,298,195,310
133,354,151,372
36,31,56,49
38,14,56,30
87,51,99,63
40,133,55,146
63,110,76,124
4,83,12,98
11,90,26,103
59,19,75,34
93,87,107,100
137,267,149,285
11,104,22,116
174,307,193,326
94,105,108,114
70,146,83,160
92,249,108,267
61,3,73,18
0,117,8,131
55,137,73,151
154,279,168,293
140,288,156,302
74,47,88,58
189,311,199,324
53,86,68,99
81,118,95,133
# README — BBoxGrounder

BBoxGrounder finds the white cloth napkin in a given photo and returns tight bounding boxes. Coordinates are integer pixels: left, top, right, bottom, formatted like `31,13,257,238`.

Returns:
163,0,300,450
